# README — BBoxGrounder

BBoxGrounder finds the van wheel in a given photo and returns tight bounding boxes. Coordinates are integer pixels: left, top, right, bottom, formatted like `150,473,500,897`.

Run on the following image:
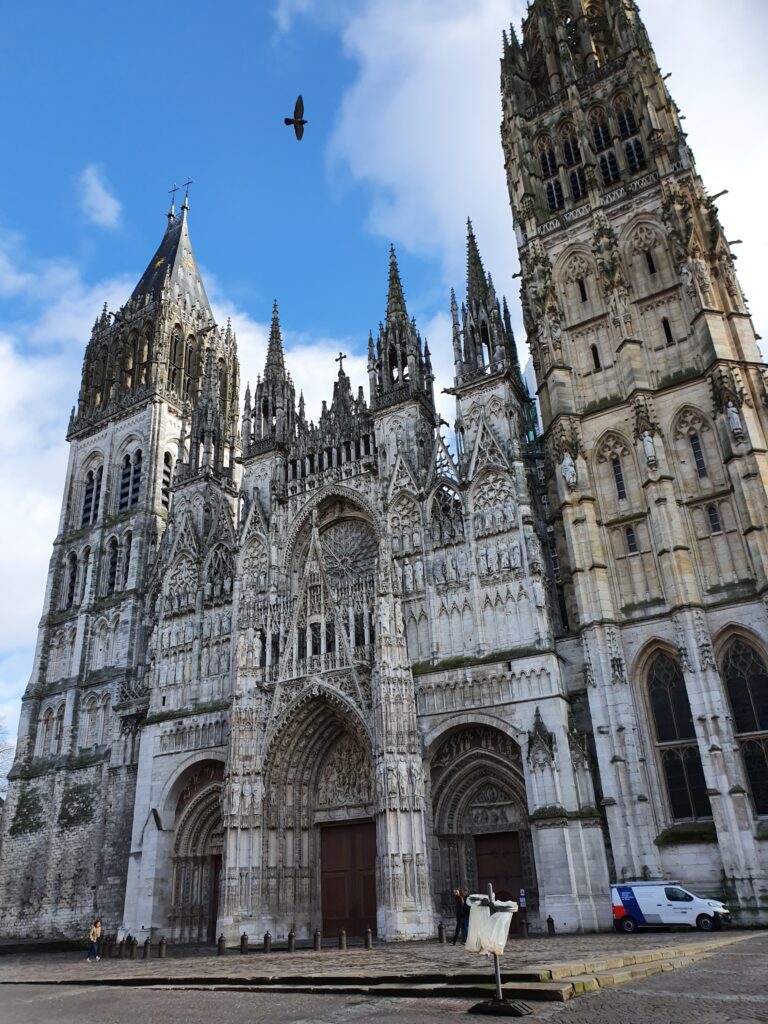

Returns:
712,916,722,932
696,914,714,932
618,916,637,933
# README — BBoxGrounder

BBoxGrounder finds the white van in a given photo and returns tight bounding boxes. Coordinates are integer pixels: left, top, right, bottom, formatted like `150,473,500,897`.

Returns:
611,881,730,933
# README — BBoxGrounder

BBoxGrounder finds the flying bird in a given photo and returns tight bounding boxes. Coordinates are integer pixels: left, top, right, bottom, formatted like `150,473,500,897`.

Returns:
284,95,308,140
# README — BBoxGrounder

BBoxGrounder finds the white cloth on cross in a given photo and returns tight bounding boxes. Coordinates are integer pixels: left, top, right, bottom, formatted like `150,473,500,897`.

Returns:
464,895,518,957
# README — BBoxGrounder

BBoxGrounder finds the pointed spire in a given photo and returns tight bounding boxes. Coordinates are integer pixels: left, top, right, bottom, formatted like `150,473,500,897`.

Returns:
466,218,488,305
265,300,286,377
386,244,408,324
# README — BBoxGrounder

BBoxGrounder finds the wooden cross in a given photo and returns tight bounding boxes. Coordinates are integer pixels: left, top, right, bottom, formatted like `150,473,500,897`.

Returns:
335,351,347,372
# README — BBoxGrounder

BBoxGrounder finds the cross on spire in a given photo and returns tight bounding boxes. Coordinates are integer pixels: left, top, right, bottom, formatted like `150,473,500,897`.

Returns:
182,177,193,210
335,351,347,373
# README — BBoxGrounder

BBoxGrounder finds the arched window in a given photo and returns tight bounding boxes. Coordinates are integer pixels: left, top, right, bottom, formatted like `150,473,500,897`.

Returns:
546,179,565,211
707,504,722,534
53,704,65,756
721,638,768,815
538,140,557,178
662,317,674,346
119,454,132,511
81,695,99,748
690,435,708,478
106,538,118,595
626,525,638,554
611,457,627,501
169,331,183,390
130,450,142,506
626,138,646,173
570,167,587,201
599,152,620,185
122,532,132,588
99,692,111,745
161,452,173,510
39,708,54,757
80,547,91,602
81,470,95,526
65,552,78,609
647,652,711,820
616,100,638,139
591,344,601,371
590,110,612,151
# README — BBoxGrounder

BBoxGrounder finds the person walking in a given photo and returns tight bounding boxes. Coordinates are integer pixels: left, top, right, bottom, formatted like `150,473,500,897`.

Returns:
461,889,471,943
451,889,465,945
86,918,101,961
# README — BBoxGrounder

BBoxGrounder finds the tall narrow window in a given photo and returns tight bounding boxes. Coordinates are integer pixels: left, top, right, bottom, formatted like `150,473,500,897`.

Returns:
130,450,142,507
80,547,91,602
81,471,95,527
546,179,564,211
690,435,708,478
617,104,638,140
570,167,588,200
578,277,588,302
161,452,173,510
599,152,620,185
611,457,627,501
119,455,132,511
721,638,768,815
645,251,657,275
122,532,132,588
647,652,711,820
707,504,722,534
591,344,601,371
592,116,611,151
65,553,78,609
625,138,646,173
562,136,581,167
106,538,118,596
92,466,103,522
626,525,638,554
662,317,674,346
539,146,557,178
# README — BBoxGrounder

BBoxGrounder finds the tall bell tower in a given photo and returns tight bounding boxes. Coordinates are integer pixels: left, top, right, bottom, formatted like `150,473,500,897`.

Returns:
501,0,768,918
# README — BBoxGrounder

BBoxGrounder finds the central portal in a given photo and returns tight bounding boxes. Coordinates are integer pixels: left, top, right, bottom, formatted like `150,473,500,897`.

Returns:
321,821,377,936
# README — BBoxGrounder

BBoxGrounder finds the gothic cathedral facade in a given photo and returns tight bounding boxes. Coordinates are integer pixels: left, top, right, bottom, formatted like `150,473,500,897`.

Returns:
0,0,766,941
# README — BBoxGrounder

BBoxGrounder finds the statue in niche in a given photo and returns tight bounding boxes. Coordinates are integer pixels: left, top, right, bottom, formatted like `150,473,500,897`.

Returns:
560,450,577,491
394,600,405,638
229,778,242,816
456,548,467,580
503,498,516,526
509,540,521,569
403,560,414,592
533,579,547,608
525,529,543,571
642,430,657,468
241,778,253,813
433,558,445,584
414,560,425,590
726,401,744,440
398,759,409,809
477,547,488,575
378,596,391,638
487,546,498,574
499,542,510,571
394,561,403,592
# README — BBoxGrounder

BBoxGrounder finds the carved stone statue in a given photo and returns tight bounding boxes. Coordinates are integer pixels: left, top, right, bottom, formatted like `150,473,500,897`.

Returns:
560,450,577,490
641,430,657,468
726,401,744,440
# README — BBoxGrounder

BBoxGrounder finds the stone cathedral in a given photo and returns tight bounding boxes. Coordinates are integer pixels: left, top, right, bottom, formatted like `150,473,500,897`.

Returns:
1,0,767,942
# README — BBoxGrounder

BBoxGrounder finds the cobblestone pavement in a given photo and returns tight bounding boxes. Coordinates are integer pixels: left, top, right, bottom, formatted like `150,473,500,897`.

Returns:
536,932,768,1024
0,930,758,984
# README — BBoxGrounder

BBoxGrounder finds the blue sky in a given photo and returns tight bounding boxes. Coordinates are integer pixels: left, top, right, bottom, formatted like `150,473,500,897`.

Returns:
1,0,767,745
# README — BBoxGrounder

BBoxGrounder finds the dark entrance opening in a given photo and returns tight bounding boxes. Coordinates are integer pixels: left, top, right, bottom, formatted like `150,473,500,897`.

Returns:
321,821,377,936
475,831,523,933
207,854,222,944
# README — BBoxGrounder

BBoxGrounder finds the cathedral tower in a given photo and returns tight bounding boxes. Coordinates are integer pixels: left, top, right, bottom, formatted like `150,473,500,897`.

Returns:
0,194,238,935
501,0,767,917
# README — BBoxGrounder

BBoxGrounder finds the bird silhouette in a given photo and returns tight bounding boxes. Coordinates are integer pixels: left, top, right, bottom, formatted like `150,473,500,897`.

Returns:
284,95,308,140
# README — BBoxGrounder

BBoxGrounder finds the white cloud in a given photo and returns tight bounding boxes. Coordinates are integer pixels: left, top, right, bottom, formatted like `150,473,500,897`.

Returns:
78,164,122,229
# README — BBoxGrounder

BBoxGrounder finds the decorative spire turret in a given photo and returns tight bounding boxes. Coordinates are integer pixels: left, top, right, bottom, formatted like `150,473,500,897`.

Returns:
243,300,296,453
369,245,434,417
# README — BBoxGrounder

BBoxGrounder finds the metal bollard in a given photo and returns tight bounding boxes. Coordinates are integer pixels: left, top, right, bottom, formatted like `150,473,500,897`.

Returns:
217,932,227,955
520,912,529,939
338,929,346,950
547,914,556,937
129,937,138,959
117,938,125,959
106,937,115,958
437,922,447,944
287,929,296,953
364,928,373,950
313,928,322,951
158,936,167,959
142,937,151,960
240,931,249,955
263,931,272,954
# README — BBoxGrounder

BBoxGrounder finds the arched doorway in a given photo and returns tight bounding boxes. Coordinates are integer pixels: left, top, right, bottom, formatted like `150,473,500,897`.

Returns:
430,725,537,925
168,760,224,943
262,691,377,938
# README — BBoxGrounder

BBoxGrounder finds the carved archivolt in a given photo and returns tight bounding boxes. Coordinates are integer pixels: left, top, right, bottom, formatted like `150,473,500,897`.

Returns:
673,406,710,439
595,431,632,463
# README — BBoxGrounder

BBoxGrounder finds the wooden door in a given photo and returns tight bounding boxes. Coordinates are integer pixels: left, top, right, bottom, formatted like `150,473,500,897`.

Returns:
474,831,523,932
321,821,377,936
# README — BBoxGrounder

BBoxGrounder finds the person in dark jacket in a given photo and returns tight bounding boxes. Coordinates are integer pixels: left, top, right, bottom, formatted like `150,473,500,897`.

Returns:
451,889,465,945
460,889,471,942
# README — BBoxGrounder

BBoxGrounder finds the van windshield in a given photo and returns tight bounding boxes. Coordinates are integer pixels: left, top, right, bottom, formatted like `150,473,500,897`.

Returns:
665,886,693,902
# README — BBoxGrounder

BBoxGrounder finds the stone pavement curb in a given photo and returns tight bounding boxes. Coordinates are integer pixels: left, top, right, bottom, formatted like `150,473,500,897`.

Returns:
0,932,758,1002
